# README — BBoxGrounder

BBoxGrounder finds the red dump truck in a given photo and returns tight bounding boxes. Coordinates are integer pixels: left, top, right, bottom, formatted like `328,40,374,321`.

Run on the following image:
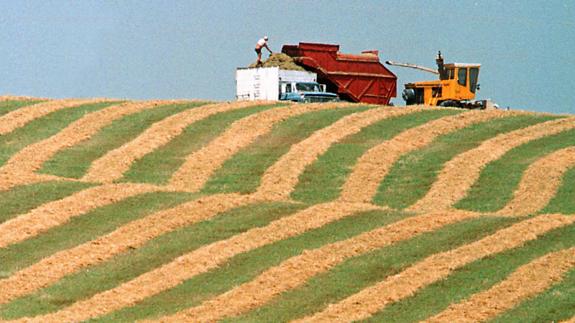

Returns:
282,42,397,105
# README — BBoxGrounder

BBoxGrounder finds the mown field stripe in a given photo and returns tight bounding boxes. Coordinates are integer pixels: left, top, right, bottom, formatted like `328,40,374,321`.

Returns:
364,216,574,322
82,101,266,184
0,100,183,191
0,193,256,305
38,101,209,179
0,181,93,224
543,166,575,214
0,99,110,135
456,129,575,213
339,109,515,203
0,100,45,117
202,107,372,194
168,102,350,191
0,202,306,319
89,209,406,322
0,101,121,169
0,105,382,307
157,210,480,322
232,217,520,323
426,247,575,323
409,117,575,213
256,106,423,200
292,109,459,204
22,202,379,322
297,213,575,322
497,146,575,216
374,114,557,210
0,183,165,249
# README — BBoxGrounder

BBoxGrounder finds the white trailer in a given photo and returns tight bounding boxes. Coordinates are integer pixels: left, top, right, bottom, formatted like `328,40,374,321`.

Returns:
236,67,318,101
236,67,338,102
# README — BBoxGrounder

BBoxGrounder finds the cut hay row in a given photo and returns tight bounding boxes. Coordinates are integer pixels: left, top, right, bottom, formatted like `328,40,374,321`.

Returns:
0,107,550,316
0,106,422,308
409,117,575,213
156,210,479,322
497,146,575,216
0,100,181,191
19,202,379,322
256,106,424,200
0,193,255,305
82,101,266,184
427,247,575,322
0,96,46,102
298,213,574,322
168,102,351,191
0,99,109,136
0,173,72,195
0,105,380,288
339,109,517,203
1,99,573,321
0,183,164,249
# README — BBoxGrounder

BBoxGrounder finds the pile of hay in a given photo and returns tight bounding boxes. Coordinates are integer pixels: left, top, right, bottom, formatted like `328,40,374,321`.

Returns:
249,53,305,71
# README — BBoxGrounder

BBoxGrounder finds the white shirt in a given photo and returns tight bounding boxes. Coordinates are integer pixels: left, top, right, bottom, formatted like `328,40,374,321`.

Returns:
257,38,267,47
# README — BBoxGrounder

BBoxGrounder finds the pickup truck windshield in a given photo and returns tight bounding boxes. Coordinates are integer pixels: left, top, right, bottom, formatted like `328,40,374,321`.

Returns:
296,83,321,92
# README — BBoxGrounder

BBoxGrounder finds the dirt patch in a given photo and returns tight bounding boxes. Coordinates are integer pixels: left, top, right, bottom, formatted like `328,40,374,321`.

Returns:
256,106,423,201
169,102,350,191
339,109,517,203
159,210,480,322
428,247,575,322
0,193,256,305
0,183,164,249
0,99,110,136
409,117,575,213
25,202,379,322
497,146,575,216
248,53,305,71
299,213,575,322
82,101,266,184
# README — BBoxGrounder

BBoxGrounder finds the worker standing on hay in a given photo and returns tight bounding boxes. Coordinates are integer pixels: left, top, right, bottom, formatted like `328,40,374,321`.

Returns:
255,36,273,66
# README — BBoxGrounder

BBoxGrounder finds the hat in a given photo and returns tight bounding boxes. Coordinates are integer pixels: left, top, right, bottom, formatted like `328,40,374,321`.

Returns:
264,36,268,40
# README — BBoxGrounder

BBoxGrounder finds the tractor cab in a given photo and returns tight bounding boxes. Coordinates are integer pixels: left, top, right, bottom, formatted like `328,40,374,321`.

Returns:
389,52,484,108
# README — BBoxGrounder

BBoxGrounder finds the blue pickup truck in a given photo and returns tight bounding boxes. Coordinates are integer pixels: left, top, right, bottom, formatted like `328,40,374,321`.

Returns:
279,81,339,103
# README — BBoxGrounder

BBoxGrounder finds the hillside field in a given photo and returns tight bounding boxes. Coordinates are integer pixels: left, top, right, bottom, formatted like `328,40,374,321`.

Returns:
0,97,573,322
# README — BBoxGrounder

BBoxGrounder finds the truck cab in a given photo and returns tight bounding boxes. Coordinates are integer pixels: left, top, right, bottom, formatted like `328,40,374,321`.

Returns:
279,81,338,103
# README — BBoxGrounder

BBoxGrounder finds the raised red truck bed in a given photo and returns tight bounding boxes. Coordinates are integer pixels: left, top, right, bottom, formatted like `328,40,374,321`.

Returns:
282,42,397,105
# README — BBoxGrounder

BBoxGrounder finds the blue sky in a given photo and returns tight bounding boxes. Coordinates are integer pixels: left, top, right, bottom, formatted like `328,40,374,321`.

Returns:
0,1,573,113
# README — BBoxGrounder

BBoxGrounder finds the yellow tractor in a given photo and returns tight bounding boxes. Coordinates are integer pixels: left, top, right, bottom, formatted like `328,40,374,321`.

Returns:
386,52,487,109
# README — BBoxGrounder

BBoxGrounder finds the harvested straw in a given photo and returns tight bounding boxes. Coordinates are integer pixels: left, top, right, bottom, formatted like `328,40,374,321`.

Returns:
249,53,305,71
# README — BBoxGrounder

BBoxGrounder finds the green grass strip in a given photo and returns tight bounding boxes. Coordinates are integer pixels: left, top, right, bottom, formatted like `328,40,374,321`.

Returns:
0,181,93,224
366,220,574,322
122,103,283,185
490,267,575,323
38,101,209,179
231,216,518,322
202,105,372,195
373,114,558,209
0,101,122,167
92,208,413,322
0,191,197,279
0,100,45,117
543,167,575,214
0,202,305,319
292,109,460,204
456,129,575,213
